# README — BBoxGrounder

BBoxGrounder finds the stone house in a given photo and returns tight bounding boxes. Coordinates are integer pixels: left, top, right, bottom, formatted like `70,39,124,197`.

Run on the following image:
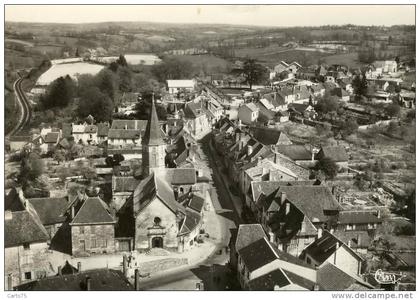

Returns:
108,119,148,148
316,146,349,170
111,176,141,212
238,103,259,125
97,122,110,144
183,100,213,139
252,184,341,257
167,79,196,95
70,196,116,256
40,131,61,154
5,210,51,290
27,197,68,240
71,123,98,145
335,211,382,232
300,230,365,277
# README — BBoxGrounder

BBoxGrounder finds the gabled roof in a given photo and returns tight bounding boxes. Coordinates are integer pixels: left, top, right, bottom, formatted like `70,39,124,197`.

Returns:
28,197,68,225
142,100,166,146
302,231,363,265
245,158,298,180
97,123,110,137
337,211,381,225
255,185,341,223
84,125,97,134
187,194,205,213
178,210,201,236
44,132,60,144
289,103,312,114
276,145,313,161
111,119,148,130
249,127,291,146
317,262,373,291
62,123,72,138
133,173,185,215
248,268,291,290
107,129,141,140
183,101,208,119
5,210,50,247
112,176,141,193
5,188,26,212
238,237,278,272
15,269,133,291
241,102,259,113
160,168,197,185
317,146,349,162
70,197,115,225
235,224,266,252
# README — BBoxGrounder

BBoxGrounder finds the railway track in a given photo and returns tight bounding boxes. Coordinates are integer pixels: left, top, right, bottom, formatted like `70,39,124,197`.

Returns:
6,77,31,138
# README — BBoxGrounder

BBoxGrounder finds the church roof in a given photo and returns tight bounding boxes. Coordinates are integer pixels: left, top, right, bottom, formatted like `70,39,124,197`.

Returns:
133,173,185,215
142,99,166,146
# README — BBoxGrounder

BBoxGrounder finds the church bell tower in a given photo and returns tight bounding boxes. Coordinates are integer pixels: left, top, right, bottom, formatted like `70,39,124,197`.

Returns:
142,94,166,177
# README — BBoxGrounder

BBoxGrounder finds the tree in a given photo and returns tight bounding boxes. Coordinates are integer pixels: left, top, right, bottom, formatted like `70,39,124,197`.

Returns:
19,153,44,183
53,149,66,165
340,118,359,137
315,95,339,114
57,167,71,183
117,54,128,67
75,48,80,57
385,103,401,118
242,58,267,90
95,69,118,102
314,157,339,180
82,166,97,183
40,75,77,109
151,56,194,82
78,86,114,122
352,74,368,102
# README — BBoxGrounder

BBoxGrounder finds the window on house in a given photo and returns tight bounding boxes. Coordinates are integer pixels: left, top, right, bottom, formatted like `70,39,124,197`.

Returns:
91,239,97,248
80,226,85,234
23,243,30,250
306,257,312,264
24,272,32,280
346,224,353,231
154,217,162,226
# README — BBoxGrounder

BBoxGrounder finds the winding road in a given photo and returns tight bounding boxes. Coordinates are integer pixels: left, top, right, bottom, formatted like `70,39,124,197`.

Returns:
6,77,31,137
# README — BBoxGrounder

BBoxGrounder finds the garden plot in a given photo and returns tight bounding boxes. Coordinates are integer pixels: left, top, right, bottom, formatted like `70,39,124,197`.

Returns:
36,62,104,86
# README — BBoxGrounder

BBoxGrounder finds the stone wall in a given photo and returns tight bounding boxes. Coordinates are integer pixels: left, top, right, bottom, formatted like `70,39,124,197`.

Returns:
71,224,115,256
135,197,178,250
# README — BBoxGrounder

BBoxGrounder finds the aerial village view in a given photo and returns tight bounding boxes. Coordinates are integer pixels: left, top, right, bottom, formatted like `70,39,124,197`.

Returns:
3,4,416,295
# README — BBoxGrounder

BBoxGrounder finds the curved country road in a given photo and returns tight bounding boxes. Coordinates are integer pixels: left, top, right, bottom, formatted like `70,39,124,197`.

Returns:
6,77,31,137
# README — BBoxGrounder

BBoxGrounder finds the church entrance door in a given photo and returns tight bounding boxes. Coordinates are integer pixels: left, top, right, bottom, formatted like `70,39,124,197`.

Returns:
152,237,163,248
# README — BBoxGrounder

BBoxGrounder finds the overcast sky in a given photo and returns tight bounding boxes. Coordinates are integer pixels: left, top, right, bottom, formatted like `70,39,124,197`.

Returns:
5,5,415,27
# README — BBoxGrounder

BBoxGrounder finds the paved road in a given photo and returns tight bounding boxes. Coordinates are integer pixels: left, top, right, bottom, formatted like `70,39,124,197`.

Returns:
138,135,242,290
6,77,31,137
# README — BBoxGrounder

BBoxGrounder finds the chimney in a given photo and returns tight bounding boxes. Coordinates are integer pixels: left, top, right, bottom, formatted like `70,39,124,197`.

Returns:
313,284,320,291
269,232,275,243
311,149,316,162
71,206,75,219
5,210,12,221
317,228,323,239
285,203,290,215
247,145,253,156
77,262,82,273
58,266,62,276
86,277,92,291
134,269,141,291
336,242,340,250
377,210,381,219
124,124,128,130
347,239,352,247
330,228,335,234
280,192,287,205
301,219,306,232
7,274,13,291
122,254,128,277
357,234,362,247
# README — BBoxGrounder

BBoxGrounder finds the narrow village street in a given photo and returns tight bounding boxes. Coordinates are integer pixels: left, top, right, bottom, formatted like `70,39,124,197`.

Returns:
136,134,242,290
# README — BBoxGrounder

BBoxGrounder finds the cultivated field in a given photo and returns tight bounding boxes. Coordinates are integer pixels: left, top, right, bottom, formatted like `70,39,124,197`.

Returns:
97,54,161,65
36,62,105,86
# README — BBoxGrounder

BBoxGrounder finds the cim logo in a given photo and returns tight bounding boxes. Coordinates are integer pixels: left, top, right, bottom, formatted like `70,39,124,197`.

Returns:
374,269,405,284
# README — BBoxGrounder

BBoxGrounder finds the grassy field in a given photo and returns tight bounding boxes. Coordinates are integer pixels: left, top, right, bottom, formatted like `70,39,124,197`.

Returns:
323,52,364,69
168,54,231,74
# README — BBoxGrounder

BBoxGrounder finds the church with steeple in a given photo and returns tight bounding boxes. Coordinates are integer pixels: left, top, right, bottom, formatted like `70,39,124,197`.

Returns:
116,96,205,253
141,96,166,177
